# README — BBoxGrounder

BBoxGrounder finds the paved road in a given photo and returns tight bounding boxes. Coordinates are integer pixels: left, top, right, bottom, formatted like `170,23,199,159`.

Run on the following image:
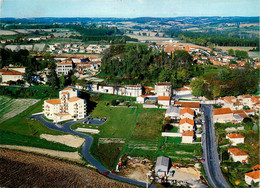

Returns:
30,114,154,188
201,104,230,188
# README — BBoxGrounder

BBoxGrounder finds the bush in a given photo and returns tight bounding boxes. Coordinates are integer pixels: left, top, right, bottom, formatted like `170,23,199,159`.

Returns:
111,99,117,106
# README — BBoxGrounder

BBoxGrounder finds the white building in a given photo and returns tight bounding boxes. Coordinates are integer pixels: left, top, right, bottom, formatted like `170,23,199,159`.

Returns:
123,85,142,97
136,95,147,104
157,96,171,106
179,118,194,133
213,108,233,123
226,133,245,146
180,108,194,119
155,82,172,97
181,131,194,143
1,70,24,82
228,148,249,163
245,170,260,185
43,87,87,122
56,61,74,76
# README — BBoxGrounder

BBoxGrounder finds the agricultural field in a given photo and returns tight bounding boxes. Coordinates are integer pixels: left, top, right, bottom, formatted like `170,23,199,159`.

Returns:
0,148,134,188
0,96,39,124
216,46,255,52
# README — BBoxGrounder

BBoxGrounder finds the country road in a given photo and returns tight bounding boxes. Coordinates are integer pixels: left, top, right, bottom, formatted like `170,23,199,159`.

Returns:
30,114,154,188
201,104,230,188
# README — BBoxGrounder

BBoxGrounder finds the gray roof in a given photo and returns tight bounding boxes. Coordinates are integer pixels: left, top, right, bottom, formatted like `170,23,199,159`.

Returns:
166,107,180,114
156,156,169,167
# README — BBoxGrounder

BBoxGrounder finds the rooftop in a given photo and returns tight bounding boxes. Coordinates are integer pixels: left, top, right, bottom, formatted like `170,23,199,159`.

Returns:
245,170,260,180
68,96,81,102
45,99,61,105
182,130,194,137
175,102,200,109
213,108,233,115
226,133,244,139
252,164,260,170
180,108,194,116
156,82,171,86
228,148,248,156
158,96,171,101
179,118,194,126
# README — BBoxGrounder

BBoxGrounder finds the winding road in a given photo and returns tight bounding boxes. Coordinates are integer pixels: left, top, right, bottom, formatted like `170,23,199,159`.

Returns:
201,104,230,188
30,114,154,188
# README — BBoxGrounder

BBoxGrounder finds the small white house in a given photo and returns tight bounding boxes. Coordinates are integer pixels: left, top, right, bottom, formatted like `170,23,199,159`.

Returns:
155,156,170,177
179,118,194,133
180,108,194,119
136,95,147,104
181,131,194,143
213,108,233,123
158,96,171,106
226,133,245,146
245,170,260,185
228,148,249,163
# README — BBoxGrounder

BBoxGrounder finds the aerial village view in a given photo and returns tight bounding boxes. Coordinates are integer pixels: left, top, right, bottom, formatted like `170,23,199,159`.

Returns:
0,0,259,187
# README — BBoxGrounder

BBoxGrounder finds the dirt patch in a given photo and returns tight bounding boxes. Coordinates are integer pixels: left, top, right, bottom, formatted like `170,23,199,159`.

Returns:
0,148,135,188
40,134,85,148
99,138,125,144
0,145,81,161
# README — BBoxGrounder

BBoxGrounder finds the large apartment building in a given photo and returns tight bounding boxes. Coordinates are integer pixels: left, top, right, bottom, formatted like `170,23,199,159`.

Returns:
43,87,87,122
56,61,74,76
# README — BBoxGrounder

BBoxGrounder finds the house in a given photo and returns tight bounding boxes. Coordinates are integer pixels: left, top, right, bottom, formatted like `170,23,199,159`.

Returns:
232,110,248,123
180,108,194,119
173,87,192,96
155,156,170,177
228,148,249,163
123,85,142,97
43,87,87,122
179,118,194,133
226,133,245,146
165,107,180,119
136,95,147,104
181,131,194,143
245,170,260,185
98,84,114,94
155,82,172,97
1,70,24,82
158,96,171,106
245,109,255,116
213,108,233,123
174,102,200,113
7,66,26,73
56,61,74,76
252,165,260,171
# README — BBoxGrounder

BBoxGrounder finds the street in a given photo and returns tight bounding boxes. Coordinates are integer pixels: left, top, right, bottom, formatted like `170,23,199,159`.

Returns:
201,104,230,188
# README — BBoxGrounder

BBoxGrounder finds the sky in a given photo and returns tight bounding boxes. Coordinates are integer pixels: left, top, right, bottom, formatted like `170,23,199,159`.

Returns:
1,0,259,18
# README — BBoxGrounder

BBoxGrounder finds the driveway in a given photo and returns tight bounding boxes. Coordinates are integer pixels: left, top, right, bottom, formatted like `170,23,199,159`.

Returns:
30,114,154,187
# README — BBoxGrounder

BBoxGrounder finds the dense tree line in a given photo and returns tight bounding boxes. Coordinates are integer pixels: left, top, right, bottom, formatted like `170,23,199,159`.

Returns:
101,44,203,87
191,68,259,99
166,30,259,47
0,86,59,99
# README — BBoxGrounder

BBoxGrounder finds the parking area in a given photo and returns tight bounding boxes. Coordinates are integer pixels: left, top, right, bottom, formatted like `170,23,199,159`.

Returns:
82,117,106,125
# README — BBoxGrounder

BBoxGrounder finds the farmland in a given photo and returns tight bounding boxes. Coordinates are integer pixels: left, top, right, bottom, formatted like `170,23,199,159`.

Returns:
0,148,134,188
0,96,39,124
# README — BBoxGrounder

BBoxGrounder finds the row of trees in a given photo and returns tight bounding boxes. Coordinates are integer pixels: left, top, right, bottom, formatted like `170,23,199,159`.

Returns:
191,68,259,99
165,30,259,47
227,49,249,59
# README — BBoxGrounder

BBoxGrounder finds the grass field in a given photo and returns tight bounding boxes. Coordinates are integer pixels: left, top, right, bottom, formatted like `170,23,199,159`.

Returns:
0,96,39,124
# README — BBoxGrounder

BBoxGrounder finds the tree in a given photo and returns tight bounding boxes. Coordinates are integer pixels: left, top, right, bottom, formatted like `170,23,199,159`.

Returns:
190,77,204,97
111,99,117,106
173,50,193,67
59,73,66,88
212,84,221,99
23,68,34,86
228,49,235,56
78,79,88,90
71,75,77,85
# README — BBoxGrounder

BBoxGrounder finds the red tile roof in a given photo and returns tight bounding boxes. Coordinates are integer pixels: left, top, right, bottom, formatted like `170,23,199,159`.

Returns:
2,70,24,75
252,164,260,170
245,170,260,180
213,108,233,115
179,118,194,126
45,99,61,105
182,130,194,137
228,148,248,156
226,133,244,139
175,102,200,108
68,96,81,102
158,96,170,101
180,108,194,116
